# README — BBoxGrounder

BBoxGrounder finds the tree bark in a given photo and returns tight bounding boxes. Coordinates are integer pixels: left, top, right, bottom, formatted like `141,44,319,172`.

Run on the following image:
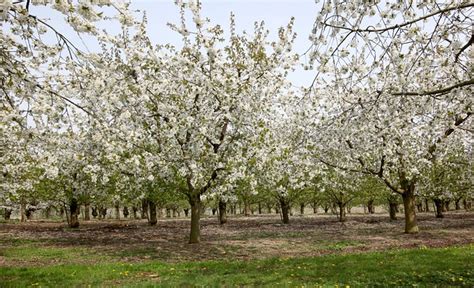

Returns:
434,199,444,218
401,187,419,233
189,194,201,244
367,200,375,214
148,200,157,226
4,208,12,220
20,200,27,223
279,198,290,224
300,203,305,215
258,202,262,214
244,200,250,216
141,199,149,219
338,202,346,222
389,202,398,221
69,198,80,228
114,204,120,220
218,200,227,225
424,198,430,212
84,204,90,221
455,198,462,210
132,206,138,219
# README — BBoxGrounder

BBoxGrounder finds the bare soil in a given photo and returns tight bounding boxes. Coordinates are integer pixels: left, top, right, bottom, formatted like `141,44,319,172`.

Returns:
0,211,473,267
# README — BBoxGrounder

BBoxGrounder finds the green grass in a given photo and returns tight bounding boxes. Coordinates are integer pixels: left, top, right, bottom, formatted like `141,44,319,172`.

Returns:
0,245,472,287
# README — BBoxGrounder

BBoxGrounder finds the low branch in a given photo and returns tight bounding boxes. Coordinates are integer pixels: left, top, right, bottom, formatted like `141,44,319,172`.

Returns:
391,78,473,97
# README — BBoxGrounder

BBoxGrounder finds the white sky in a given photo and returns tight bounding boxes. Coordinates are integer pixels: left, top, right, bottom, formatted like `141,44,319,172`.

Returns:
29,0,317,87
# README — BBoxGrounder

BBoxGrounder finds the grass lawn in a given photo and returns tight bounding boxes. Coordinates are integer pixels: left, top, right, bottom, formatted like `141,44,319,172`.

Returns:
1,244,472,287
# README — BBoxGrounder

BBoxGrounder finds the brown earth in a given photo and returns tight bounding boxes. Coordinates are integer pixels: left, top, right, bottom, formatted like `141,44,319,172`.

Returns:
0,211,473,267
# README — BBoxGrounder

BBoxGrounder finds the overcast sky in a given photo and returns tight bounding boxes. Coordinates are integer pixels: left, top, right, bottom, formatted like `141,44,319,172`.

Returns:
30,0,317,87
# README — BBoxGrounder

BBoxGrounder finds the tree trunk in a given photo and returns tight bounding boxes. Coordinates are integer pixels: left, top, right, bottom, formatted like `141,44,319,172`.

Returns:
434,199,444,218
455,198,461,210
424,198,430,212
92,207,98,219
84,204,90,221
69,198,80,228
258,202,262,214
401,187,419,233
324,205,329,213
148,200,157,226
244,200,250,216
184,208,189,217
20,200,27,223
123,206,129,218
389,202,398,221
141,199,148,219
4,208,12,220
279,198,290,224
338,202,346,222
300,203,305,215
114,204,120,220
218,200,227,225
189,194,201,244
442,201,449,212
367,200,375,214
266,204,272,214
132,206,138,219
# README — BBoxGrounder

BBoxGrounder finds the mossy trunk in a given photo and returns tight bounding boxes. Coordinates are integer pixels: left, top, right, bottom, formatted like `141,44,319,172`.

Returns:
401,187,419,233
189,194,201,244
218,200,227,225
69,198,80,228
148,200,157,226
279,198,290,224
434,199,444,218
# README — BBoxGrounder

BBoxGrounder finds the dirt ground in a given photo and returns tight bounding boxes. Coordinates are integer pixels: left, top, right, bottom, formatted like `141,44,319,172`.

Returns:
0,211,473,266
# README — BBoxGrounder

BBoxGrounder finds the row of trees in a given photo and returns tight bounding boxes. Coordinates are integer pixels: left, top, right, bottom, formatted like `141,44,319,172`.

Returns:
1,1,472,243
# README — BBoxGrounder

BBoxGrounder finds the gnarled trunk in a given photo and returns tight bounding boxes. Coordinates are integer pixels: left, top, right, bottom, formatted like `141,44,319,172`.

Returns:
279,198,290,224
189,194,201,244
401,187,418,233
218,200,227,225
69,198,80,228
